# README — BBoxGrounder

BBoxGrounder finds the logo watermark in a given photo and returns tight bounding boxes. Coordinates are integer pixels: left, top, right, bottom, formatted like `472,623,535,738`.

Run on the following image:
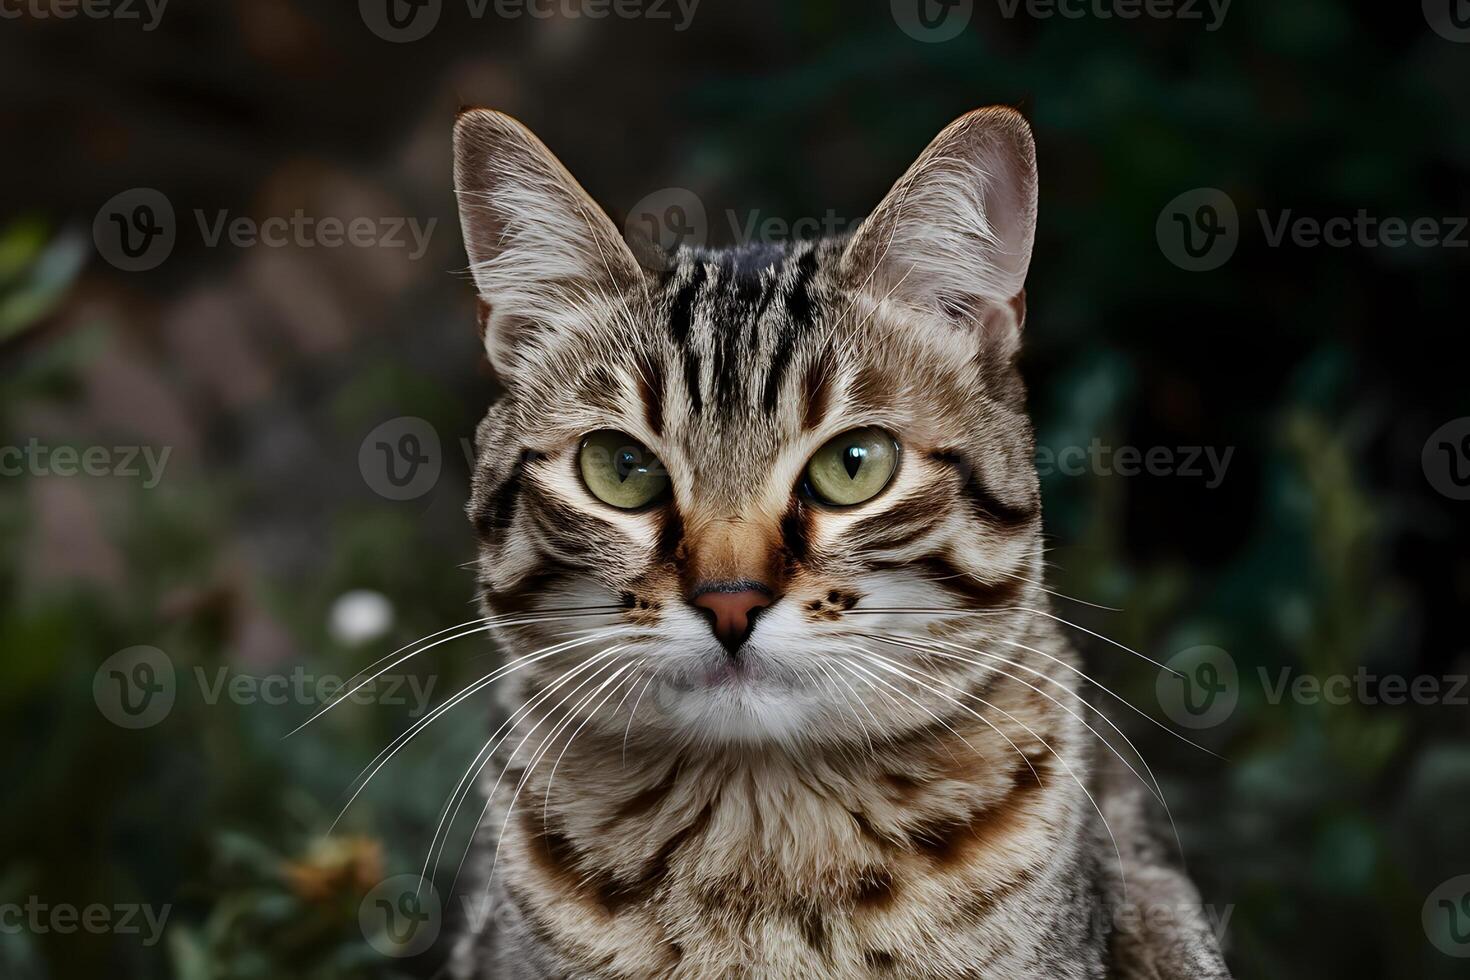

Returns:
360,0,700,43
194,210,436,259
1423,418,1470,501
994,0,1230,31
93,646,177,729
359,875,442,957
1156,188,1239,272
891,0,974,43
1084,899,1234,945
0,898,170,947
623,187,857,269
0,440,171,488
1159,188,1470,270
93,189,437,271
1156,645,1238,729
1424,875,1470,957
1258,668,1467,707
0,0,168,30
1036,441,1234,488
1258,210,1469,250
360,416,444,501
1424,0,1470,43
93,188,176,272
93,647,439,729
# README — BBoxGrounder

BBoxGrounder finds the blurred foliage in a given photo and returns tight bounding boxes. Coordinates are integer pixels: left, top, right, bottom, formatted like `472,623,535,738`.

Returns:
3,1,1469,978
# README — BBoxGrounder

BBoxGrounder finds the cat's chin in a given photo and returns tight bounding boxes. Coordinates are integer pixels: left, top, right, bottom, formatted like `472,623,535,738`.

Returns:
652,659,830,745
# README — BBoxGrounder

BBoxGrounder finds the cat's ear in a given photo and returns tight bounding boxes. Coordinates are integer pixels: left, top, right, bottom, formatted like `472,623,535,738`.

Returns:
841,107,1037,354
453,109,644,377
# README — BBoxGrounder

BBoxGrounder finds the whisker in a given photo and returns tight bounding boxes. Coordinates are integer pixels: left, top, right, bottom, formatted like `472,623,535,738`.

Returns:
287,615,493,737
541,662,644,825
286,605,622,737
835,651,985,772
621,670,661,767
476,660,637,904
850,648,1129,902
798,663,870,771
444,649,632,894
1013,605,1185,678
831,656,910,738
875,632,1184,863
848,647,1032,782
332,629,624,832
988,636,1225,760
839,605,1186,679
424,644,630,887
981,552,1124,613
812,659,879,759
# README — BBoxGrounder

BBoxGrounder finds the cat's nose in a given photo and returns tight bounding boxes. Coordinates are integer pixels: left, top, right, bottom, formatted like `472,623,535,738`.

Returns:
690,582,775,655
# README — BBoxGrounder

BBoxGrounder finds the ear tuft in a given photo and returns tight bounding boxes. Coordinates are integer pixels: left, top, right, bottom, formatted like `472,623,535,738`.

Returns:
453,109,644,378
841,106,1038,352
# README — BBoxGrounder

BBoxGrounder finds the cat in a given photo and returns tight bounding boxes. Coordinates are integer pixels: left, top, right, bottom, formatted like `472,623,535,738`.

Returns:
445,105,1232,979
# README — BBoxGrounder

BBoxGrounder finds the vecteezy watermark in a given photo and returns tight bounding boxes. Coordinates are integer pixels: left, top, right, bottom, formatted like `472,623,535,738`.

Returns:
1156,646,1238,729
0,897,171,948
1035,441,1234,488
1424,0,1470,43
0,440,171,489
1423,417,1470,501
624,187,708,266
193,666,438,718
0,0,169,31
93,188,176,272
891,0,974,43
892,0,1230,42
93,646,439,729
1156,188,1240,272
1257,210,1470,250
193,210,436,258
1070,899,1235,947
993,0,1231,31
360,416,443,501
359,0,700,43
93,189,437,272
357,876,539,957
1158,188,1470,271
93,646,177,729
1424,875,1470,958
1258,668,1468,707
622,188,858,269
359,875,442,957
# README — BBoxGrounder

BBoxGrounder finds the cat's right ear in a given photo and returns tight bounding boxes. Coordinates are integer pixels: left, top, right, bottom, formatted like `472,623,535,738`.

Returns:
840,107,1038,358
453,109,645,378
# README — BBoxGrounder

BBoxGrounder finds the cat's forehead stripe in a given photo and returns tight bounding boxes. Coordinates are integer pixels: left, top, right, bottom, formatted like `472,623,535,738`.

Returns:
659,242,830,424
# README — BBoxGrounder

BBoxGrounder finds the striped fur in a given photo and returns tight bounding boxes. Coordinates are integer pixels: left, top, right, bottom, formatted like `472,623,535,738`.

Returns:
448,108,1230,979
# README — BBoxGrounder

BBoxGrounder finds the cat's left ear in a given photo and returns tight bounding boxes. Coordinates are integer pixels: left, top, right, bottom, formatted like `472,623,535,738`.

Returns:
453,108,645,378
841,106,1037,356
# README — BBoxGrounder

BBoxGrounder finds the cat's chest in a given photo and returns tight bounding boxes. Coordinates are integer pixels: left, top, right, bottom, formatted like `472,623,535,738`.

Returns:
492,747,1084,978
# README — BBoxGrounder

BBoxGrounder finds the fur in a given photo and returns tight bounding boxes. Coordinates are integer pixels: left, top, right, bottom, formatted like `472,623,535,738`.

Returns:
445,107,1231,980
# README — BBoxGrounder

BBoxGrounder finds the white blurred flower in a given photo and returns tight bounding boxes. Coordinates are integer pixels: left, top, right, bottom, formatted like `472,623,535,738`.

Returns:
329,590,394,647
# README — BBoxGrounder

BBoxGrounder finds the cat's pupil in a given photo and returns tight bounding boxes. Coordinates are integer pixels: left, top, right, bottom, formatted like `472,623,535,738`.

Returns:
615,449,639,483
842,445,866,479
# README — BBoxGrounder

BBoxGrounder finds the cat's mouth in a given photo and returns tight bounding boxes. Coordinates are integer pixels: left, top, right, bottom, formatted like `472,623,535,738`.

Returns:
698,658,758,688
660,649,787,695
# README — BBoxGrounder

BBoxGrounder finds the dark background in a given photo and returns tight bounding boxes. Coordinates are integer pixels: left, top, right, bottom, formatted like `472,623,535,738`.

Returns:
3,1,1469,977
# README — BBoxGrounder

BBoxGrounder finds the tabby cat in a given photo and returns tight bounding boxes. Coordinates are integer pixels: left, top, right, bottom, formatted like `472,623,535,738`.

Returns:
446,106,1231,979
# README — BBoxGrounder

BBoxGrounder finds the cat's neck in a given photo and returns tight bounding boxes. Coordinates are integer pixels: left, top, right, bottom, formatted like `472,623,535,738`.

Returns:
485,656,1099,978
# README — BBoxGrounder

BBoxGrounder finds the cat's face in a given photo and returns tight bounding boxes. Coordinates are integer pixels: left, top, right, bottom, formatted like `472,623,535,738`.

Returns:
456,108,1043,747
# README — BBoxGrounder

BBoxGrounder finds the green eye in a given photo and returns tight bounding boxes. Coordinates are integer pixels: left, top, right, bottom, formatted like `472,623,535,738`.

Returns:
578,431,670,510
804,428,899,507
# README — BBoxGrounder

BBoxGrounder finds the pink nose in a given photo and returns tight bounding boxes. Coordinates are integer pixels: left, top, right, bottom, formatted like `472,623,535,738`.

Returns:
691,584,774,654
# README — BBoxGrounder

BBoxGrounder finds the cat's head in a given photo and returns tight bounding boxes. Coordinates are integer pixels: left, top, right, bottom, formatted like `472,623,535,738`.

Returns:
454,107,1042,747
